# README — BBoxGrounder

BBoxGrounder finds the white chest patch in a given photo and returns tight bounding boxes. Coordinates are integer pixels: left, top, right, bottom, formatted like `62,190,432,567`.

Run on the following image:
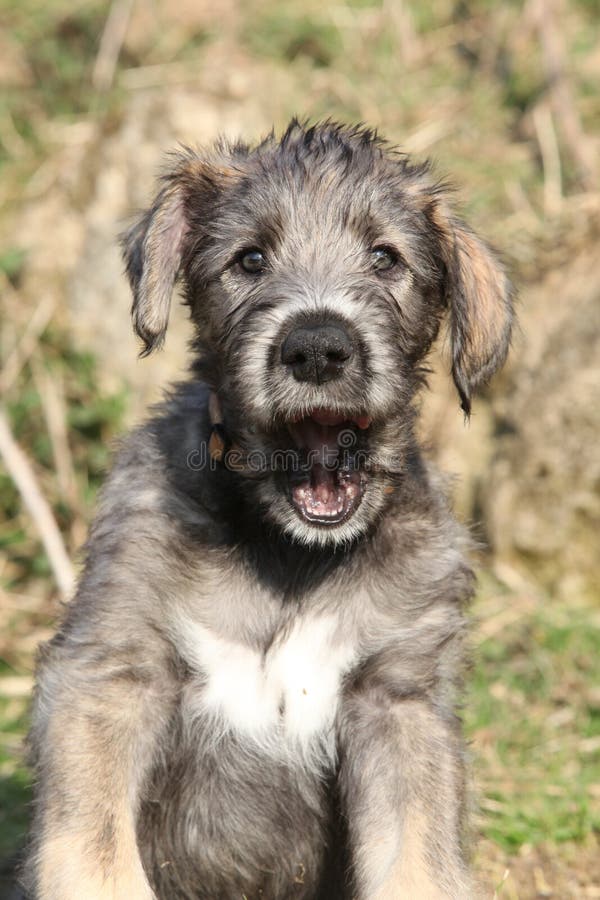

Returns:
177,614,358,769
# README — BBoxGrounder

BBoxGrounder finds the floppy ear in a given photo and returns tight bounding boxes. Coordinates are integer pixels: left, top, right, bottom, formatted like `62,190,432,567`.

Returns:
435,207,514,414
121,146,247,355
121,177,189,356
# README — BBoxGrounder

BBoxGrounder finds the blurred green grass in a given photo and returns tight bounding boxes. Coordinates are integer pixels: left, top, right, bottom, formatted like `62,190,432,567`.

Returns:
467,593,600,850
0,666,30,861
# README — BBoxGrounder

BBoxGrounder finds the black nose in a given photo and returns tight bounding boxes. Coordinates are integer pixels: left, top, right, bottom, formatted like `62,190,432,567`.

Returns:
281,323,354,384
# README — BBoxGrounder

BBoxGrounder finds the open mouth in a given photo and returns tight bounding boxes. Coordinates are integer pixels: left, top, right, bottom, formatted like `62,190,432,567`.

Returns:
286,409,372,526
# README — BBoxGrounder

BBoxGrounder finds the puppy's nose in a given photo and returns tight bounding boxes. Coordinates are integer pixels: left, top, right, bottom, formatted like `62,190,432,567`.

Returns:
281,323,353,384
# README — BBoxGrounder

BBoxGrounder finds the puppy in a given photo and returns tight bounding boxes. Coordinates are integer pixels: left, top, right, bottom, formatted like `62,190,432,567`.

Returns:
24,120,513,899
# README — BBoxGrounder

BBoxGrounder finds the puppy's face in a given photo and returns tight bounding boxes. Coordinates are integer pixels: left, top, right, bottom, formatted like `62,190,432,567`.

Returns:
122,122,513,546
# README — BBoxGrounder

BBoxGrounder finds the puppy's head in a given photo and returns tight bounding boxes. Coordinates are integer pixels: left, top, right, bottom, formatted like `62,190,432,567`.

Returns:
122,120,513,546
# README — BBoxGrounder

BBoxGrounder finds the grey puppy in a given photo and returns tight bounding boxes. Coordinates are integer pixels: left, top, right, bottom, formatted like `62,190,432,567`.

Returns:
24,120,513,900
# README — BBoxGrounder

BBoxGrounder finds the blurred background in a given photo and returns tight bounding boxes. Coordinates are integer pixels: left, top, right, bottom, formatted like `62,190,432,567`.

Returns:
0,0,598,896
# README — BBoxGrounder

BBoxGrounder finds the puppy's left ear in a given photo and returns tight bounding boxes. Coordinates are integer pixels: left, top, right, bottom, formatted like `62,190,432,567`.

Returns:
435,207,514,414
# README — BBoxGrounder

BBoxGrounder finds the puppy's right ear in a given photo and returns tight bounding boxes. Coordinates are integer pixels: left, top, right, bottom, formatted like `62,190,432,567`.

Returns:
121,175,189,355
122,147,246,354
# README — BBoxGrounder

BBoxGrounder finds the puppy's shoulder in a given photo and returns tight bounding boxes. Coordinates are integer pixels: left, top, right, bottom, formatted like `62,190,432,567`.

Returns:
91,379,216,540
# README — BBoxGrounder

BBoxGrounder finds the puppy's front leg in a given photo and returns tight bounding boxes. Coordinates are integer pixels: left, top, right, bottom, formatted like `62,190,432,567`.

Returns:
28,648,171,900
339,692,474,900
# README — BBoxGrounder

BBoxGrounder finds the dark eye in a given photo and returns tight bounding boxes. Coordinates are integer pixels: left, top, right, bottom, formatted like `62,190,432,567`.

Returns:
371,246,399,272
239,249,266,274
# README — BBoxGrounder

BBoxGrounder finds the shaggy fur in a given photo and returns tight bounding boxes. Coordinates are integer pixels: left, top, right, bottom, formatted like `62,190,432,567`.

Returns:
23,120,513,899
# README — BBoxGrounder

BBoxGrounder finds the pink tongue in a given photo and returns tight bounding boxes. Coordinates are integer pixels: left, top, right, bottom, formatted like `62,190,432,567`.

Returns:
292,465,344,518
312,463,336,502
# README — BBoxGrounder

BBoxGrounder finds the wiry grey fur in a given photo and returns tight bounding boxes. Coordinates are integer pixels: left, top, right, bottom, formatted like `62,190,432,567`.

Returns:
23,120,513,900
